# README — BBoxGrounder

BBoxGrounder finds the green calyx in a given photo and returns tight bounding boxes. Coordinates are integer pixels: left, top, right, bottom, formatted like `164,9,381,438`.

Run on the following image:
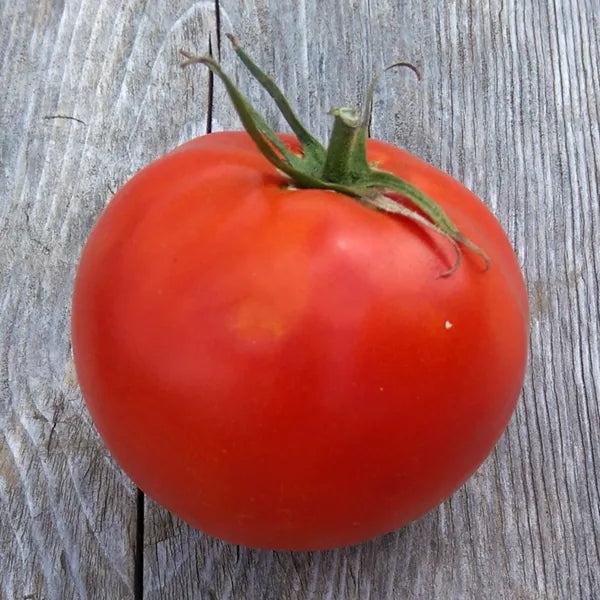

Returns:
180,35,489,276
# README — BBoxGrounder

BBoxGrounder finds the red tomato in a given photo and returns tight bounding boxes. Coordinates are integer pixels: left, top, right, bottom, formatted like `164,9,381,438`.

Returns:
71,131,528,550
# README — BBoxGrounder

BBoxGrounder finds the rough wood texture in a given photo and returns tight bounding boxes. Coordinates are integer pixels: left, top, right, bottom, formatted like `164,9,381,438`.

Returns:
2,1,599,599
0,1,214,598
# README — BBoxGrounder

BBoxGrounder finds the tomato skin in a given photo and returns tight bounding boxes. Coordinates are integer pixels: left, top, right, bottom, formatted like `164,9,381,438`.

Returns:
72,131,528,550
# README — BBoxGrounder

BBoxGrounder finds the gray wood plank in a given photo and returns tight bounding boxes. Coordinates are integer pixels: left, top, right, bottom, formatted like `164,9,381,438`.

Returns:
0,1,215,598
142,1,600,599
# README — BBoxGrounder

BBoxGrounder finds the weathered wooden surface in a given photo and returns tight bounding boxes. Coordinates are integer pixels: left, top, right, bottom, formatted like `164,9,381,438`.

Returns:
1,1,599,599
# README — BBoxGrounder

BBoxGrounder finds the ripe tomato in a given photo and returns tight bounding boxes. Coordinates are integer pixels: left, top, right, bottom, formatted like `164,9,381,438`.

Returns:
72,130,528,550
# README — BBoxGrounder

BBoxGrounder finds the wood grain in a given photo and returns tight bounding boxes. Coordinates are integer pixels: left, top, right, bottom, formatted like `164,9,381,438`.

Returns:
0,1,214,598
1,0,599,599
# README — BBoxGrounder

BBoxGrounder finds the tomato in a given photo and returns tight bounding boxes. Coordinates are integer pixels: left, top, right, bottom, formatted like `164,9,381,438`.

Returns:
72,129,528,550
73,42,528,550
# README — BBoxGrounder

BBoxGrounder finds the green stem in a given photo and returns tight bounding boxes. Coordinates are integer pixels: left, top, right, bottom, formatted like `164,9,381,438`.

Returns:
180,39,490,276
322,108,364,183
226,34,325,166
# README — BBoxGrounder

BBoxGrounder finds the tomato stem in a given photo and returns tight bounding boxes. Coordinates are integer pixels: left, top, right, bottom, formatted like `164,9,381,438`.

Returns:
180,39,490,275
322,108,365,183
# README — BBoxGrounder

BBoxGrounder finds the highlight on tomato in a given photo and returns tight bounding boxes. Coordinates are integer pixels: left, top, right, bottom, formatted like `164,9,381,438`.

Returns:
71,36,528,551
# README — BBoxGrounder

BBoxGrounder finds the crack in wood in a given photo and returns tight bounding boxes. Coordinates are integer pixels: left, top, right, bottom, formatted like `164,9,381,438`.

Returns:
134,488,145,600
